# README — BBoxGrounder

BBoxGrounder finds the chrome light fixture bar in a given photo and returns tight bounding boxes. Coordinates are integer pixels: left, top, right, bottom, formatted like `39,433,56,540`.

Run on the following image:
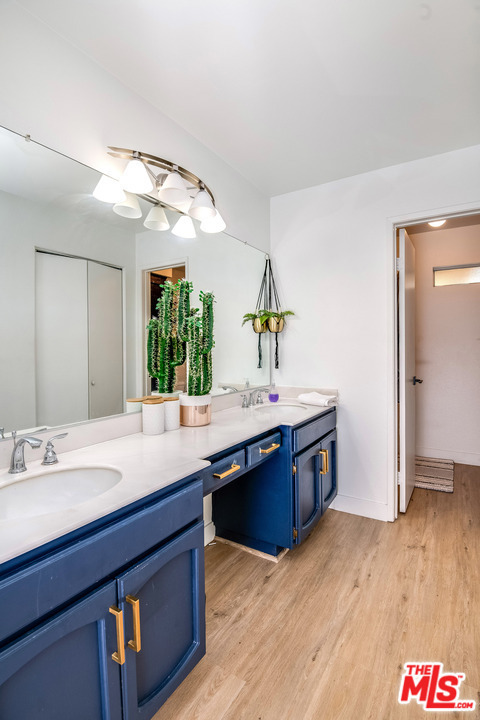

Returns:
92,146,226,237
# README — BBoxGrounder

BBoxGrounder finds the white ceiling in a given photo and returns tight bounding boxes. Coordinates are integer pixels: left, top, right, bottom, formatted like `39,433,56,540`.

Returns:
17,0,480,197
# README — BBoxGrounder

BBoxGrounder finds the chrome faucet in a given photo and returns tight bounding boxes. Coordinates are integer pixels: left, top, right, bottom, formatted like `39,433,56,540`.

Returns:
248,388,268,406
221,385,238,393
42,433,68,465
9,431,43,474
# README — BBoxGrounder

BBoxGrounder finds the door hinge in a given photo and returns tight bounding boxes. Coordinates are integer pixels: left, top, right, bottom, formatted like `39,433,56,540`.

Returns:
293,464,297,475
397,471,401,485
293,528,298,540
396,257,402,271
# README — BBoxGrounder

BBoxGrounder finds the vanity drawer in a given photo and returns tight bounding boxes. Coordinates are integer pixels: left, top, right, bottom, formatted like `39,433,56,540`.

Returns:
0,479,203,646
203,449,246,495
293,409,336,453
246,432,282,468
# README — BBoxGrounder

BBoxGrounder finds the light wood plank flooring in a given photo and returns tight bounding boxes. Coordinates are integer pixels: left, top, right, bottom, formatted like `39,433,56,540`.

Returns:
154,464,480,720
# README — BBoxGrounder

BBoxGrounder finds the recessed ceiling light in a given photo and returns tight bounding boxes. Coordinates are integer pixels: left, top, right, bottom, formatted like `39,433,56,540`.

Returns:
428,219,446,228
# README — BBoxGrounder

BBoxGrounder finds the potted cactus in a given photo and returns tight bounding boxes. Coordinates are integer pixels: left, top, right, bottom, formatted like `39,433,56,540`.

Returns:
147,279,215,426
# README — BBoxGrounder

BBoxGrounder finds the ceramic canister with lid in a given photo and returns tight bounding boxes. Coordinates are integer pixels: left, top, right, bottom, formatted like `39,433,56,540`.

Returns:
142,397,165,435
164,396,180,431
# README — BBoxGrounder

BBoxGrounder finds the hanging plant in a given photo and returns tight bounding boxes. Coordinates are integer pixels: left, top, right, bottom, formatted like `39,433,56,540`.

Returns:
242,258,294,368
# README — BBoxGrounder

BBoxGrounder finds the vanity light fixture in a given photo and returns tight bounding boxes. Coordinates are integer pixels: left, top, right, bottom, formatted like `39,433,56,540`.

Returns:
172,215,196,239
113,191,142,219
93,174,126,204
428,219,446,227
143,205,170,231
91,146,224,237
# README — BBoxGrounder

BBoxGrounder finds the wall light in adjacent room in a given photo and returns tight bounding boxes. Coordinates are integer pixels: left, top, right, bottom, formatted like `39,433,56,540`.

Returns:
172,215,196,239
428,219,446,227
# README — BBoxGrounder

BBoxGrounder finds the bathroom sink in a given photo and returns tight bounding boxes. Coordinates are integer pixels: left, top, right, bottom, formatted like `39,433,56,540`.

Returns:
253,403,309,418
0,466,122,521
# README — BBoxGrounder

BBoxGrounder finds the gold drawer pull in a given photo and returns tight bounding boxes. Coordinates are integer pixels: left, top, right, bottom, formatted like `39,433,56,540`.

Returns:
213,462,241,480
319,449,329,475
109,605,125,665
126,595,141,653
260,442,280,455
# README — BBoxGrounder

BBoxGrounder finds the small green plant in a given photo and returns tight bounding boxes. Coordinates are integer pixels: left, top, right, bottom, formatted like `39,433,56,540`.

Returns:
242,309,294,327
147,279,214,396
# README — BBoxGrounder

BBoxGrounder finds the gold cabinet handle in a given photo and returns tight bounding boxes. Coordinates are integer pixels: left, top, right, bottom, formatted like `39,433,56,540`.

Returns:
260,442,280,455
126,595,141,653
213,462,240,479
109,605,125,665
319,449,329,475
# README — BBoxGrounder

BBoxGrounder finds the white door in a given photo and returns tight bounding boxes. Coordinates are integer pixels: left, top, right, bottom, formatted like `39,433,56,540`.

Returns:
398,229,417,513
36,252,89,426
87,261,123,419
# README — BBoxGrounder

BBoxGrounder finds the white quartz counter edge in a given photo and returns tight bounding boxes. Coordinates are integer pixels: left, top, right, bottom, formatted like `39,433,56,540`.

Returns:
0,401,334,565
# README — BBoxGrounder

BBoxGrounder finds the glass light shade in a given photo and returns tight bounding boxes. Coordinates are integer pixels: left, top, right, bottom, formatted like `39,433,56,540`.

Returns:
188,189,216,221
92,175,126,204
172,215,196,239
158,171,190,205
144,205,170,231
113,192,142,219
428,219,446,227
121,159,154,194
200,210,226,233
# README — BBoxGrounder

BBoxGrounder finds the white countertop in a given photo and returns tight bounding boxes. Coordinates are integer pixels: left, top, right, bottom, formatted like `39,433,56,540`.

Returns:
0,401,334,565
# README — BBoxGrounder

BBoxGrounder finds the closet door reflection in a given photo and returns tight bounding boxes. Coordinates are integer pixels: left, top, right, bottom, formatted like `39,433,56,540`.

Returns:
35,252,123,427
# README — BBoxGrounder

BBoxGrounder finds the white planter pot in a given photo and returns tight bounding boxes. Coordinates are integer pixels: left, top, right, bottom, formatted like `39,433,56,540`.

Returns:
179,393,212,427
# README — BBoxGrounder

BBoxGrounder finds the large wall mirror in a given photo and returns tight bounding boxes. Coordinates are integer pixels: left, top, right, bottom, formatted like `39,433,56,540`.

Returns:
0,126,270,437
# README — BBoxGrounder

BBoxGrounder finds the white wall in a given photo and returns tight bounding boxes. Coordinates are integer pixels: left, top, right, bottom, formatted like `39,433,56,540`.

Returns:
271,145,480,521
410,224,480,466
0,3,269,253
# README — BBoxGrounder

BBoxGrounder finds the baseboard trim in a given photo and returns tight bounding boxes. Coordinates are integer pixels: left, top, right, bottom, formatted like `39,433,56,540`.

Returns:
416,447,480,468
330,494,390,522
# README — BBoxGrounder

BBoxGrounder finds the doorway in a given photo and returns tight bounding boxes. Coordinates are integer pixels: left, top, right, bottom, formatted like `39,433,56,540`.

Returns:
395,214,480,516
144,263,186,394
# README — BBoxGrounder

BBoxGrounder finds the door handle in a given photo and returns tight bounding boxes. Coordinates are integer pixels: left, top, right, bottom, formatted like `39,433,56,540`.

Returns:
109,606,126,665
126,595,142,653
319,449,329,475
413,376,423,385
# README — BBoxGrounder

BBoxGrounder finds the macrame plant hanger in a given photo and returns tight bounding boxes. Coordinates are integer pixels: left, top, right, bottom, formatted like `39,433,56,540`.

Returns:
254,257,283,369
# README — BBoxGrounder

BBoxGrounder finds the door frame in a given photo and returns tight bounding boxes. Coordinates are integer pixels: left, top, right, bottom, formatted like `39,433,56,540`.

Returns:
389,204,480,520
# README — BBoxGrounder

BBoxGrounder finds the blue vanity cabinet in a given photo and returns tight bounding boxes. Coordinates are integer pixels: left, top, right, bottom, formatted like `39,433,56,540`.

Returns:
294,429,337,544
118,521,205,720
0,581,122,720
213,408,337,556
0,478,205,720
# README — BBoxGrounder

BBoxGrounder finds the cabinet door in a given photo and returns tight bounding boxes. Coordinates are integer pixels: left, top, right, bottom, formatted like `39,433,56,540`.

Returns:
117,521,205,720
294,442,323,544
320,430,337,512
0,582,122,720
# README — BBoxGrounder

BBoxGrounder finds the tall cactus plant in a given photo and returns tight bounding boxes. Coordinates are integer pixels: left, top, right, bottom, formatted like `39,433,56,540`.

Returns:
147,279,214,395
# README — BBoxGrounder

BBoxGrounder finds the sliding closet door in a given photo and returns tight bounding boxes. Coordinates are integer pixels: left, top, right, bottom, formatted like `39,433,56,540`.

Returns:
36,252,89,426
87,261,123,419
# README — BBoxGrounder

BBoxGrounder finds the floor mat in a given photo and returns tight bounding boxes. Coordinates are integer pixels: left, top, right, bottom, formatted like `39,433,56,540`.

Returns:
415,456,454,492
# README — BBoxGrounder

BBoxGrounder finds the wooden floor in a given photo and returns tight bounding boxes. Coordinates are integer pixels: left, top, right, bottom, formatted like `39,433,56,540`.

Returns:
154,464,480,720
